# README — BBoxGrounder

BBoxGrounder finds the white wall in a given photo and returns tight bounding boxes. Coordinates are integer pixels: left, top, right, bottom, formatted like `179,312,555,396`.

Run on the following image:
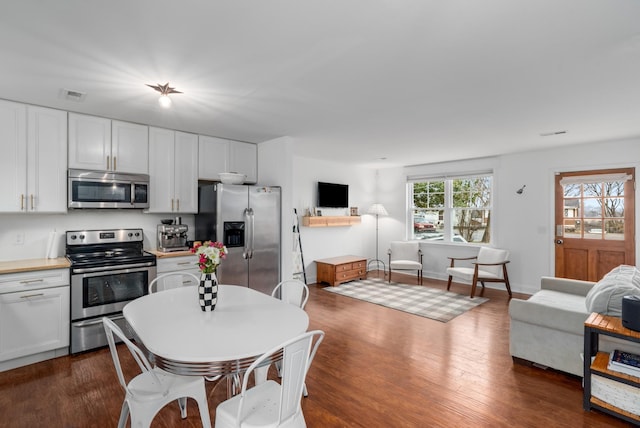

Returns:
0,211,193,261
388,137,640,295
292,156,376,283
3,135,638,297
288,136,640,293
257,137,295,281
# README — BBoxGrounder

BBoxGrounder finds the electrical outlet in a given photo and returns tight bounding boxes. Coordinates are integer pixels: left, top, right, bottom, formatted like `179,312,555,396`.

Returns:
15,232,24,245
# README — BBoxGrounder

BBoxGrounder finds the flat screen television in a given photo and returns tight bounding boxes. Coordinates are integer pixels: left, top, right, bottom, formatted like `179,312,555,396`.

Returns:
317,182,349,208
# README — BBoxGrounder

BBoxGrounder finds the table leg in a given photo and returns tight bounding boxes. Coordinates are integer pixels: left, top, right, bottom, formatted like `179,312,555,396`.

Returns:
226,373,241,398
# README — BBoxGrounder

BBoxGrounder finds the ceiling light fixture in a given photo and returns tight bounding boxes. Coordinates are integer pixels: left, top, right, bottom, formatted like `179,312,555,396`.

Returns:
146,82,182,108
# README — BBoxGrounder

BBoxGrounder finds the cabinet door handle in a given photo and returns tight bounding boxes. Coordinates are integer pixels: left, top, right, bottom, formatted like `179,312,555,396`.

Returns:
20,194,25,210
171,199,174,211
30,194,34,210
176,199,180,212
106,156,110,170
20,293,45,299
113,156,117,171
177,262,191,265
19,279,44,284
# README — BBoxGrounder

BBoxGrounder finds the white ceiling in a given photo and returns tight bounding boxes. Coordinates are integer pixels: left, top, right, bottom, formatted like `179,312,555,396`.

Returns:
2,0,639,168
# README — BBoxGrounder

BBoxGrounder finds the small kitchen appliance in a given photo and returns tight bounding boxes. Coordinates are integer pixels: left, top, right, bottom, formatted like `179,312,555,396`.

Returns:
157,223,189,252
68,169,150,209
66,228,156,353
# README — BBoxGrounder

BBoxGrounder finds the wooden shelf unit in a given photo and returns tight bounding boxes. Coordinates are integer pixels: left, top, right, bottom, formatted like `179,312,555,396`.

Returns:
315,255,366,286
302,216,361,227
584,313,640,424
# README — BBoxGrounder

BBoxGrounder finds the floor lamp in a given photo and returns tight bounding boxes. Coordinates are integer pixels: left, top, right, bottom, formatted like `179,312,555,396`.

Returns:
367,203,388,275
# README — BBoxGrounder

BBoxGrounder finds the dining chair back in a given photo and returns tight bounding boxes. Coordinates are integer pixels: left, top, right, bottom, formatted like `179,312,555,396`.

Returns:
388,241,423,284
272,279,309,309
102,317,211,428
215,330,325,428
148,271,200,294
267,279,311,395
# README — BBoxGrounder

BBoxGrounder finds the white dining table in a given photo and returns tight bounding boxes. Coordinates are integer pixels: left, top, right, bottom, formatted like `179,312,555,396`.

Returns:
122,284,309,382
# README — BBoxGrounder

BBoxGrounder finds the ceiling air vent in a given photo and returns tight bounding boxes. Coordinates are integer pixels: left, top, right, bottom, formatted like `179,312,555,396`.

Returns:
60,88,87,102
540,130,567,137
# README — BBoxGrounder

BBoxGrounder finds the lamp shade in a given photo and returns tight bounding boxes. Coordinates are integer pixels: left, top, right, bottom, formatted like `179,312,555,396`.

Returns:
368,203,388,216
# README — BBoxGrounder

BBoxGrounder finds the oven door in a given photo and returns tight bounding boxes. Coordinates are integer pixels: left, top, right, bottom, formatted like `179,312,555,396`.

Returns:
71,263,156,320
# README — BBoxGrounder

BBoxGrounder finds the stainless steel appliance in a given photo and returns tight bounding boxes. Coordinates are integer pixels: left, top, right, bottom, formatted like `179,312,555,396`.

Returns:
195,183,281,295
66,228,156,353
68,169,150,209
157,224,189,252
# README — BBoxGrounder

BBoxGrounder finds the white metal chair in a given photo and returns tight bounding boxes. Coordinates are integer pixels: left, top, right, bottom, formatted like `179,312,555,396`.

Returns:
272,279,309,309
102,317,211,428
148,271,200,294
446,246,512,298
215,330,325,428
267,279,310,395
388,241,423,284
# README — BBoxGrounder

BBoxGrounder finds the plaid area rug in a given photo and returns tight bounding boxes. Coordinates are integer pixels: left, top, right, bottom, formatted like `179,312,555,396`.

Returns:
323,277,488,322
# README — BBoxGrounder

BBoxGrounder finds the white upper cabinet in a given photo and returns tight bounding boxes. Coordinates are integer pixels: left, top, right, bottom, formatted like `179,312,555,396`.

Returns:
198,136,257,183
111,120,149,173
229,141,257,184
0,100,67,213
68,113,111,171
198,135,228,180
69,114,148,174
148,127,198,213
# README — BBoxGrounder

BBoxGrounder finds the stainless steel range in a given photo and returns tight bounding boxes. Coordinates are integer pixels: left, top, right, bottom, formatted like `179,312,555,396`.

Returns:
66,228,156,353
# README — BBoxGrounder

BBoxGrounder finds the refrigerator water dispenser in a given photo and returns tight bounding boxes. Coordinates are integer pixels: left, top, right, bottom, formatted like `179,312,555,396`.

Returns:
224,222,245,248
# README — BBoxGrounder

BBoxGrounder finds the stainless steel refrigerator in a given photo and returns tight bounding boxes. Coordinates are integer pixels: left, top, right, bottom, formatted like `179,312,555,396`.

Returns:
195,183,281,295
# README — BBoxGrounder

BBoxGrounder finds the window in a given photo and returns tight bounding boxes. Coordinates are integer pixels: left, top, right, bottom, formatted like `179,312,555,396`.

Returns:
560,172,631,241
410,174,492,244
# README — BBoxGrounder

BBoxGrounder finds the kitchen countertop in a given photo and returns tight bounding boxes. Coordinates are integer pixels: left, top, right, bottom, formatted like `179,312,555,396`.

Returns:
148,250,195,258
0,257,70,275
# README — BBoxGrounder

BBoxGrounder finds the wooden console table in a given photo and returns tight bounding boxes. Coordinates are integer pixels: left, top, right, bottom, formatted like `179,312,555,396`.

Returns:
315,255,367,286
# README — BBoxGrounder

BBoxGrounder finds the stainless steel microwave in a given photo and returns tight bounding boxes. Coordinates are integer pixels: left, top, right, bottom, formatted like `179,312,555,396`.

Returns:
68,169,150,209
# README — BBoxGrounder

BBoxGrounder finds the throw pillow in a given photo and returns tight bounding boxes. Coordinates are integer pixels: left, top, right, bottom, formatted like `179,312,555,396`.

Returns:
585,265,640,316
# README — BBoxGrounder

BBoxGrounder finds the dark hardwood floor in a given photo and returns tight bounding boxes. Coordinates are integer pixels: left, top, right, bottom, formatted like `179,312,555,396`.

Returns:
0,272,631,427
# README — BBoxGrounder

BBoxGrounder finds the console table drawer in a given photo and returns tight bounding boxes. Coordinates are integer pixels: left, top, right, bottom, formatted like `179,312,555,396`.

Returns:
337,268,366,281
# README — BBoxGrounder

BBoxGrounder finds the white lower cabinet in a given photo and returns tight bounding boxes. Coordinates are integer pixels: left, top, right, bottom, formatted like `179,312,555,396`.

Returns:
0,268,70,371
155,256,200,292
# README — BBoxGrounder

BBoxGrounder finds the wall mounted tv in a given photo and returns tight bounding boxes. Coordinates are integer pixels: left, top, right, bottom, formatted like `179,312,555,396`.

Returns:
317,182,349,208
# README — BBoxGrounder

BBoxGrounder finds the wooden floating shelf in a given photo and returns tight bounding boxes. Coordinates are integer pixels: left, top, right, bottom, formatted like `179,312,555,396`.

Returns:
302,216,361,227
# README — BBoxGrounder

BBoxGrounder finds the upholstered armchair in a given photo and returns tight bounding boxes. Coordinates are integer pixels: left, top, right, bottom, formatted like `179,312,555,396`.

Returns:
446,247,512,298
388,241,423,284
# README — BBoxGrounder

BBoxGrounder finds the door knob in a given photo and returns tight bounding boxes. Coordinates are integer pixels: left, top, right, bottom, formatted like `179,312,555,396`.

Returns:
556,239,564,244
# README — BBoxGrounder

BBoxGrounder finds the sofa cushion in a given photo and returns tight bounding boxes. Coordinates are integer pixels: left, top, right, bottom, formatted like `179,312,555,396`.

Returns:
585,265,640,316
509,290,590,335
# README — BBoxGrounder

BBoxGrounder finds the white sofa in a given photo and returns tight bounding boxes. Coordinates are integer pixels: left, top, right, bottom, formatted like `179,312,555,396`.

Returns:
509,275,640,377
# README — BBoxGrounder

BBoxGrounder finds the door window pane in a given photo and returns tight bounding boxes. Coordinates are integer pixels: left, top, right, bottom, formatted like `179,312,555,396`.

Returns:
562,177,628,240
604,219,625,241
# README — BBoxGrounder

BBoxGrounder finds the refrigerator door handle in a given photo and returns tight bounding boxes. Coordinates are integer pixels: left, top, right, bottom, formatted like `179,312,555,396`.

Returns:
243,208,250,259
248,207,255,259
